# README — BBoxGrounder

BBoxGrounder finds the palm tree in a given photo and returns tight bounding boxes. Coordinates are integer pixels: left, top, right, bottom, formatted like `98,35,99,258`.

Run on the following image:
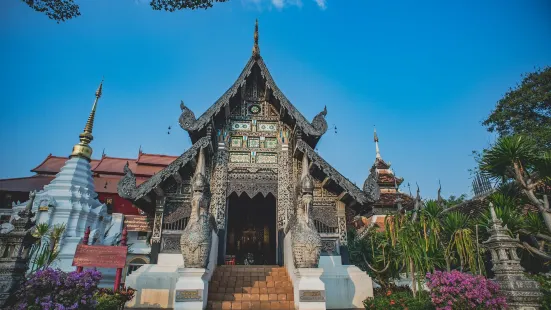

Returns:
28,223,66,273
348,227,401,289
440,212,479,273
480,135,551,260
385,212,435,297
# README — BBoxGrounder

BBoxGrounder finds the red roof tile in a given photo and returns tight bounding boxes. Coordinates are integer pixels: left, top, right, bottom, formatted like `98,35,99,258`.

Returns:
375,192,414,208
32,154,100,175
1,152,176,196
374,158,391,169
137,153,178,166
93,155,172,177
377,173,404,185
93,156,136,175
0,175,54,192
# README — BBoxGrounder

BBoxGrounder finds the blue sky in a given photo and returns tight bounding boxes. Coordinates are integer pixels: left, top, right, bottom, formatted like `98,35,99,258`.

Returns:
1,0,550,199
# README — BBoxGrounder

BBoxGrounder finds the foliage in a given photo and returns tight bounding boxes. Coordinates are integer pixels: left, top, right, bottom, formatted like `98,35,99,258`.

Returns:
95,286,136,310
443,194,468,208
22,0,80,23
479,135,551,261
28,223,66,274
348,228,402,288
440,211,479,273
22,0,228,23
425,270,507,310
12,268,102,310
349,199,484,294
150,0,228,11
385,211,438,296
477,193,524,236
527,273,551,310
364,285,433,310
483,66,551,152
479,135,547,183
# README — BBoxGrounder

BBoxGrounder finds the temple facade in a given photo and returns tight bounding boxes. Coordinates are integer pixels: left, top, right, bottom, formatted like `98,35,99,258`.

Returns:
117,22,380,268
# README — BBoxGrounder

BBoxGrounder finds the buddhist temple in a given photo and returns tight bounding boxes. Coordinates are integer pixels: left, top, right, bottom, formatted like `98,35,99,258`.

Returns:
119,21,377,309
0,21,424,309
117,21,381,268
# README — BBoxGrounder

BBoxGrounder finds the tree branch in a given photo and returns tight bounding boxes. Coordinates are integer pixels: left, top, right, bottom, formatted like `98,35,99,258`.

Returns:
522,242,551,261
513,161,529,189
361,252,391,274
519,229,551,242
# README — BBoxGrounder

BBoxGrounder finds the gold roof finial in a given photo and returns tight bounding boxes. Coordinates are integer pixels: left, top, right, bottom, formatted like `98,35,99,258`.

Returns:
71,79,103,161
252,19,260,59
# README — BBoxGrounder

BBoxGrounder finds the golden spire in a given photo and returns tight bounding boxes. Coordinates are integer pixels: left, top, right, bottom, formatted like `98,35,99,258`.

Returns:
71,79,103,161
252,19,260,59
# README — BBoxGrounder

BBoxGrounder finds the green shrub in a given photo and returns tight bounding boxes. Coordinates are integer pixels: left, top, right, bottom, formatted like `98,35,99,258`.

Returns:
364,286,434,310
94,286,136,310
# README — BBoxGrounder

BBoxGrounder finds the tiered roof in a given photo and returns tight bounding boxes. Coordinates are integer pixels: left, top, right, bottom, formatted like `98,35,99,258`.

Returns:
366,129,414,210
0,151,178,195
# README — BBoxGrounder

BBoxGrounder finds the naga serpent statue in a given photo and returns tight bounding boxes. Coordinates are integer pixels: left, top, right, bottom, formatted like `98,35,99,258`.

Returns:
287,154,322,268
180,147,217,268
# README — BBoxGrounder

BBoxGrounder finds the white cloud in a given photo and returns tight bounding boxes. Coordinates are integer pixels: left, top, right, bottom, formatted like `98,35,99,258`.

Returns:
314,0,327,10
242,0,324,10
271,0,285,9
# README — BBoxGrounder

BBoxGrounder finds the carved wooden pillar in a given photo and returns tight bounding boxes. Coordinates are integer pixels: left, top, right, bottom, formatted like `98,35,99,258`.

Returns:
336,200,350,264
150,196,165,264
276,131,292,266
277,140,292,230
211,141,229,265
210,146,229,229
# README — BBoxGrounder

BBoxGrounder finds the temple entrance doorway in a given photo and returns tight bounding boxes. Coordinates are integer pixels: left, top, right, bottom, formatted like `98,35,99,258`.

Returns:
225,193,277,265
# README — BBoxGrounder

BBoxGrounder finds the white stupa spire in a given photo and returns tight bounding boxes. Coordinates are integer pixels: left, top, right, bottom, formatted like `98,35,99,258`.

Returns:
13,80,114,272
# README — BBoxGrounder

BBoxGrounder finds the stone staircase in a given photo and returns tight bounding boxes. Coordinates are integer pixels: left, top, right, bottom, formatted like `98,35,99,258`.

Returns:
207,265,295,309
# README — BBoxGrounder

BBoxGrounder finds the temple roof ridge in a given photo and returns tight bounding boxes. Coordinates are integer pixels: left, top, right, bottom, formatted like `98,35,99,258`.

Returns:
118,136,211,204
179,21,328,143
296,140,377,204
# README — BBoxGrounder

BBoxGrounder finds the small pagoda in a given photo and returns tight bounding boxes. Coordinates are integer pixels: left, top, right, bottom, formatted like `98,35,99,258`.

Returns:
354,129,414,233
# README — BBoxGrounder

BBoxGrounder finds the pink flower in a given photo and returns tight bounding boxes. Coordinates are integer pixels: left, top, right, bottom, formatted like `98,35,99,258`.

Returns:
426,270,507,310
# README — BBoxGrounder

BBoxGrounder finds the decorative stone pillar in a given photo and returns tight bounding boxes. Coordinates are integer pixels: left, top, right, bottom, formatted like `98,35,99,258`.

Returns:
152,197,166,244
210,136,229,230
0,192,36,307
277,129,292,230
211,134,229,265
336,201,350,264
482,203,542,310
150,196,165,263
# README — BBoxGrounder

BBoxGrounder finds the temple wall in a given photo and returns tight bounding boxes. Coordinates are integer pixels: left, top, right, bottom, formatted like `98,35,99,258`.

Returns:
285,232,373,309
124,230,218,308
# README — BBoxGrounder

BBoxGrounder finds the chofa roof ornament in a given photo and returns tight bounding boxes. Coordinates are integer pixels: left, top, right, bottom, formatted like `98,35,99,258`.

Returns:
179,100,197,131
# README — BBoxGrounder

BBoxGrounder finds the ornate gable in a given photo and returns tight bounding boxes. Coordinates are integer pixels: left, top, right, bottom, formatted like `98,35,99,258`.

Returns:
178,22,328,148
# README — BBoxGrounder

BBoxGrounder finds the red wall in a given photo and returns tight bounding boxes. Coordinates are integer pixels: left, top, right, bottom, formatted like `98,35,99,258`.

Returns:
98,193,140,215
